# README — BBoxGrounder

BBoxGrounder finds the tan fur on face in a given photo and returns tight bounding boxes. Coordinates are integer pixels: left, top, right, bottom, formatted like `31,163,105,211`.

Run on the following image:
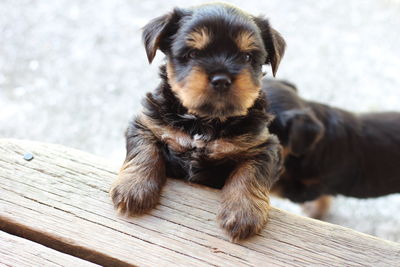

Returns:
218,161,270,242
186,27,211,49
167,63,209,115
167,63,261,119
236,31,259,51
231,69,261,114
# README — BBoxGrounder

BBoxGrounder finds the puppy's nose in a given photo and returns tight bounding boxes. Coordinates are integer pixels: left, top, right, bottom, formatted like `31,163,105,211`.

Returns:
211,74,231,91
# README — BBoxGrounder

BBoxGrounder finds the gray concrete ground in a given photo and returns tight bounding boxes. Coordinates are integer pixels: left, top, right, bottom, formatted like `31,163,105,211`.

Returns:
1,0,400,242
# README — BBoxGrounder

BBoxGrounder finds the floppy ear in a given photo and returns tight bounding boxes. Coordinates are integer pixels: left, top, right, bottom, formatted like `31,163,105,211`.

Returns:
280,109,325,156
142,8,185,63
253,17,286,76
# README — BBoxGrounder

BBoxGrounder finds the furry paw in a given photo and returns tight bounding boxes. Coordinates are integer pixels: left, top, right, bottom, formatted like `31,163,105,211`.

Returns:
302,195,332,219
110,173,163,216
218,198,269,242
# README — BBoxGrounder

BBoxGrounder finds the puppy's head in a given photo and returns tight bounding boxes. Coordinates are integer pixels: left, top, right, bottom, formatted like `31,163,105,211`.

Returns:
279,108,325,157
270,108,325,202
142,3,286,119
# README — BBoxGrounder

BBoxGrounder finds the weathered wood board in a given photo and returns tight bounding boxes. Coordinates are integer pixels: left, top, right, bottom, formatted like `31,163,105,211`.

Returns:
0,139,399,266
0,230,100,266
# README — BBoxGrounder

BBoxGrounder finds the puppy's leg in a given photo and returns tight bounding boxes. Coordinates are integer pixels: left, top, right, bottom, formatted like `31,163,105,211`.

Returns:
110,118,166,215
302,195,332,220
218,137,282,242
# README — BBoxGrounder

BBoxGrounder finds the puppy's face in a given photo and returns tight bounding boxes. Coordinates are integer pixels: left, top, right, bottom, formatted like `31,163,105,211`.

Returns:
265,82,325,156
143,3,286,119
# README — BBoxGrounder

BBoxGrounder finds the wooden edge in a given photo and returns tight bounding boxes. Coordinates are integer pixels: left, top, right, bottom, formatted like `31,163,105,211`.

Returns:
0,230,100,266
0,217,133,267
0,138,399,267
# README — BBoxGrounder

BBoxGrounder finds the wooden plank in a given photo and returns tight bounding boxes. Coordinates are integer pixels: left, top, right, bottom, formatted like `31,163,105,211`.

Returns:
0,230,100,266
0,139,399,267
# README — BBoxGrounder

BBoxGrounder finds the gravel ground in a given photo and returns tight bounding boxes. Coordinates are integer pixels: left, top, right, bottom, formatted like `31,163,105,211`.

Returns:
1,0,399,242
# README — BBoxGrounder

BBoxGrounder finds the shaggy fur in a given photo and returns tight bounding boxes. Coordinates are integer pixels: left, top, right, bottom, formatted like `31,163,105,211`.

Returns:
265,79,400,218
110,3,286,241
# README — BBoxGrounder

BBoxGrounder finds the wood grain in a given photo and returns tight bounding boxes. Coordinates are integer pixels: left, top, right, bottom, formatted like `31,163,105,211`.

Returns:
0,230,100,266
0,139,399,266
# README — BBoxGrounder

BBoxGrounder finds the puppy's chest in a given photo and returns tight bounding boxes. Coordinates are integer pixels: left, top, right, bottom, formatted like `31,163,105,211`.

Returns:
159,126,269,160
141,114,270,160
161,130,231,159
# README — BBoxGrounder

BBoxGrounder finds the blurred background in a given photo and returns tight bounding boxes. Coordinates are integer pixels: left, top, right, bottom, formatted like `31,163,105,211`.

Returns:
1,0,399,242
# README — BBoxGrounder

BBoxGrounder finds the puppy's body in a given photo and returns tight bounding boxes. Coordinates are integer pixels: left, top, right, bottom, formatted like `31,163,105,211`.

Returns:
111,4,286,241
265,80,400,204
140,66,279,189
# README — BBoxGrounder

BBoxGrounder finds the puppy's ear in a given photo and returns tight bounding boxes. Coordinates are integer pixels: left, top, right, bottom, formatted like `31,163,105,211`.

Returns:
280,109,324,156
254,17,286,76
142,8,185,63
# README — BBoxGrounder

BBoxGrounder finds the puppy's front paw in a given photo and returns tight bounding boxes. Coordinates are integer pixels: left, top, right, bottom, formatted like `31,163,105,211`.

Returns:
110,172,163,216
218,197,269,242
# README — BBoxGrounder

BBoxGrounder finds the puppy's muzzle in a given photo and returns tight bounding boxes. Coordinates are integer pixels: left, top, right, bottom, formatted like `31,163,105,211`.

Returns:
211,74,231,92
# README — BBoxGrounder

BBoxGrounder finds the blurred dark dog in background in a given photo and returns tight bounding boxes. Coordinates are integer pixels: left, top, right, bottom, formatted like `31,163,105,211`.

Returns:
110,3,286,241
265,79,400,218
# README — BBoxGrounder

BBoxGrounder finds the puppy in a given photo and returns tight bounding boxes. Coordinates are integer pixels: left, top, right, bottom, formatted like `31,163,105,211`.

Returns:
110,3,286,241
265,79,400,218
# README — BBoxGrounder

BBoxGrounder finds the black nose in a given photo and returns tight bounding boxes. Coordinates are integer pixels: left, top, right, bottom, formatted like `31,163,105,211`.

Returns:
211,74,231,91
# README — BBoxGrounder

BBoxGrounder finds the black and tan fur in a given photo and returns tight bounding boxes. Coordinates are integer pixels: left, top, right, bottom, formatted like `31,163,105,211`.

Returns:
265,79,400,218
110,3,286,241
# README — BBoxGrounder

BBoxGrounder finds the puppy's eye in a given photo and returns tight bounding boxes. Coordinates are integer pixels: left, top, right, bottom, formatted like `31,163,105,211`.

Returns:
188,50,198,59
244,53,252,62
